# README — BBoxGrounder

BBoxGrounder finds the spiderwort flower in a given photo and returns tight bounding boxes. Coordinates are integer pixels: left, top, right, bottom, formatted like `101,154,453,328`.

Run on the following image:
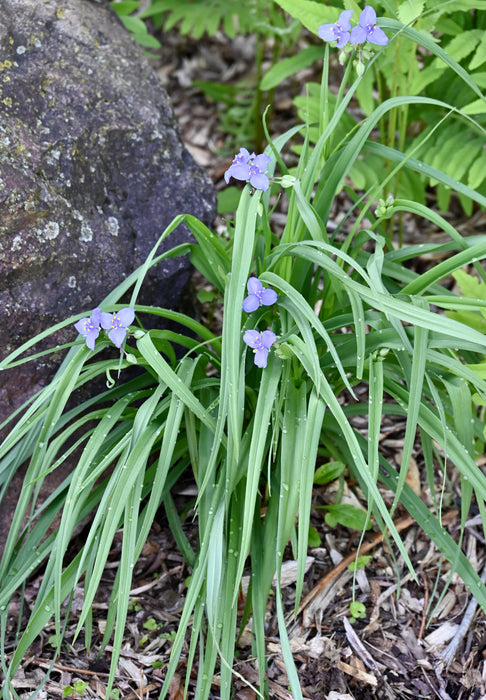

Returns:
74,307,102,350
100,308,135,348
318,9,353,49
243,329,276,368
242,277,277,313
350,6,388,46
224,149,271,191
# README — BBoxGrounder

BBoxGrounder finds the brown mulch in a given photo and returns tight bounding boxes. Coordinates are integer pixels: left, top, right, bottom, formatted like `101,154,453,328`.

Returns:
4,22,486,700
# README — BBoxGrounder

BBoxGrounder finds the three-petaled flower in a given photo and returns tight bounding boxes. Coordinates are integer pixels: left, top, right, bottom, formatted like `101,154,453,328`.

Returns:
318,9,353,49
350,6,389,45
224,147,271,191
100,308,135,348
74,307,102,350
242,277,278,313
243,329,276,368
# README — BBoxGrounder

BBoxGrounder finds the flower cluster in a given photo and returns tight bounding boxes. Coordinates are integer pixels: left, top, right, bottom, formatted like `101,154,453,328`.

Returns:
224,148,271,192
242,277,277,368
74,307,135,350
318,5,388,49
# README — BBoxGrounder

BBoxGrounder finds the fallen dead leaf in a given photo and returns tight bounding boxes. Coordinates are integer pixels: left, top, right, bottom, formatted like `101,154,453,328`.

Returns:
337,659,378,687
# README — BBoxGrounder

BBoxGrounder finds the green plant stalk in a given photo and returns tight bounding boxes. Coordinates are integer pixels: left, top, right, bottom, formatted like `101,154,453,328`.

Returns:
319,43,329,149
253,5,267,152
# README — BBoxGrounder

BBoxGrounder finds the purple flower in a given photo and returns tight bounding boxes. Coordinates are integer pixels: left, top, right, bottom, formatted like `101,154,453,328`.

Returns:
243,329,276,368
243,277,277,313
100,308,135,348
350,6,388,46
74,307,102,350
318,9,353,49
224,149,271,191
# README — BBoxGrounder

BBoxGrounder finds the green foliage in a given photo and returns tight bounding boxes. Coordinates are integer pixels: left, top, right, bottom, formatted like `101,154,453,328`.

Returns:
140,0,278,39
307,524,322,547
313,460,346,484
350,555,372,571
143,617,160,630
63,681,89,698
273,0,486,214
110,1,162,48
217,186,242,215
446,270,486,334
135,0,301,149
349,600,367,622
2,8,486,700
321,504,372,531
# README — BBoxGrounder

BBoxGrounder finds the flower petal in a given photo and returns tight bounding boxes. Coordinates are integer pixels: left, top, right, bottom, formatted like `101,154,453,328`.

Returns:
86,328,99,351
360,5,377,27
252,153,270,171
260,288,277,306
236,147,251,163
74,317,90,334
243,330,261,349
249,172,269,191
91,307,102,325
242,294,260,313
336,31,350,48
350,26,367,44
254,347,269,368
109,327,127,348
261,330,277,348
117,308,135,326
100,312,114,330
247,277,263,295
367,26,388,45
338,9,353,30
318,23,338,42
224,162,250,183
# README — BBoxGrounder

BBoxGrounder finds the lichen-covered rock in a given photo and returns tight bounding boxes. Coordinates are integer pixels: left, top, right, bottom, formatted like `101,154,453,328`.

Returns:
0,0,216,421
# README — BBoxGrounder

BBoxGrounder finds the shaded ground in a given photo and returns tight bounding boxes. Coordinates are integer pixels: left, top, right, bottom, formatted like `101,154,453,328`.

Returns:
6,465,486,699
4,24,486,700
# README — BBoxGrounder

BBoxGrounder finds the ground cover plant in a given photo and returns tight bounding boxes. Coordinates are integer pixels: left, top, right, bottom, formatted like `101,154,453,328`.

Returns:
2,3,486,698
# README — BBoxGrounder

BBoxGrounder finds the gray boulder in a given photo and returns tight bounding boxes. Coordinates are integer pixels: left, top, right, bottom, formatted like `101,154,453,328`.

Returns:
0,0,215,422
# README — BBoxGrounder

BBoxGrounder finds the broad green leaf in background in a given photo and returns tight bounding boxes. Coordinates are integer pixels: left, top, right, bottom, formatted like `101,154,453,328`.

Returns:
397,0,425,25
272,0,336,34
260,46,324,91
314,461,346,484
322,504,372,531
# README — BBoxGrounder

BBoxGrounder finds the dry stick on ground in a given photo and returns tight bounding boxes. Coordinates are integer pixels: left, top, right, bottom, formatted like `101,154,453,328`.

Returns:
297,510,459,617
438,557,486,669
418,562,431,641
33,658,111,677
